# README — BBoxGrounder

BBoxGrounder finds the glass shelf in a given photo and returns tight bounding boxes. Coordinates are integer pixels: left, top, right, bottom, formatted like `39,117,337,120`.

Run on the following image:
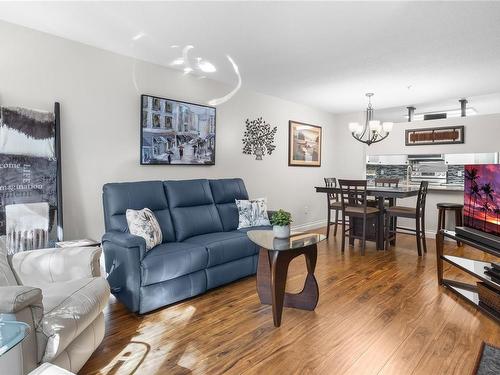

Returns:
444,281,500,322
442,255,500,291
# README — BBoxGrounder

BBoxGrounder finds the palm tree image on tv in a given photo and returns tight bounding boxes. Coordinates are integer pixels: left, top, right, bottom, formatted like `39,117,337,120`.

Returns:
464,164,500,236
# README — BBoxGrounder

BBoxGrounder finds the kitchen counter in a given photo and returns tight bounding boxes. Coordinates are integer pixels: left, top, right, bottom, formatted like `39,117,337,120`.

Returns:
368,183,464,192
427,184,464,192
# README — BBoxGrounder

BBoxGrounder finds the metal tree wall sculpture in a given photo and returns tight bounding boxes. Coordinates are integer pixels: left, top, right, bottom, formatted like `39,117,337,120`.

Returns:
242,117,277,160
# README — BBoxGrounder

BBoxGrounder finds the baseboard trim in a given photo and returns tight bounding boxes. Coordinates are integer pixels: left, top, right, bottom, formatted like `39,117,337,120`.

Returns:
292,220,327,232
291,223,456,243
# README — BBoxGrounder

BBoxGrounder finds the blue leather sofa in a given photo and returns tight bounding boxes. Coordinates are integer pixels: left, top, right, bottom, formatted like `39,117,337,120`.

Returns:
102,178,270,314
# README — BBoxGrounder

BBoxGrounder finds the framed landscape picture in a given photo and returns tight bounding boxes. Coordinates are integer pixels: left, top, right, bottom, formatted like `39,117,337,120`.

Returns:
140,94,216,165
288,121,322,167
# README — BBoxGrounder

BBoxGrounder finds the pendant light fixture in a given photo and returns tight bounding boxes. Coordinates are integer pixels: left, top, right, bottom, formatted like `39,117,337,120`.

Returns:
348,93,393,146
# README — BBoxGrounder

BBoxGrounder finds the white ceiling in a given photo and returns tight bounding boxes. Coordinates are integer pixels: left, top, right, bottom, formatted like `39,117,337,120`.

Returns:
1,1,500,114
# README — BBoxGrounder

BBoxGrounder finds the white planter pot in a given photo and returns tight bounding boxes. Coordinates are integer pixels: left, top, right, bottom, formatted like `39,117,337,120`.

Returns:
273,225,290,239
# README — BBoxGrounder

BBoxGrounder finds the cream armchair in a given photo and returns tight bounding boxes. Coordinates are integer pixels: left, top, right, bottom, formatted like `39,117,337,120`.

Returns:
0,246,110,374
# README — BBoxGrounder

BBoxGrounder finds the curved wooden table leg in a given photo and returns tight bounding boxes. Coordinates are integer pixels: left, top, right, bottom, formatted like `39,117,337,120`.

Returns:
256,248,272,305
283,244,319,310
256,244,320,327
270,250,289,327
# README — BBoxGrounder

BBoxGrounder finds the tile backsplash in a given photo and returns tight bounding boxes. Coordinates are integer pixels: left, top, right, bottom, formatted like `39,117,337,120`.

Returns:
366,164,465,185
447,165,465,185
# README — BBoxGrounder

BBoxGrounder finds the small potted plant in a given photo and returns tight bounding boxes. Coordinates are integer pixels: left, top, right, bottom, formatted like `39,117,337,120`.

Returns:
270,209,292,239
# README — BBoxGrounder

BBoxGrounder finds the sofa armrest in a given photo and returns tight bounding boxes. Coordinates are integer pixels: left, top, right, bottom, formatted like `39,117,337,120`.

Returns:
11,247,102,286
101,232,145,313
102,232,146,258
0,285,42,314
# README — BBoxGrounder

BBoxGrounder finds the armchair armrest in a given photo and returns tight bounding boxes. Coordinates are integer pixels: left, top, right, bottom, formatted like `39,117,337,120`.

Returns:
0,285,42,313
11,246,102,286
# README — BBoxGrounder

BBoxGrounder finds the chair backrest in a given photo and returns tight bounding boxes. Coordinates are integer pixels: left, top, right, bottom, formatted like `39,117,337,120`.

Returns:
324,178,338,204
416,181,429,213
324,177,336,188
374,178,399,187
338,179,368,211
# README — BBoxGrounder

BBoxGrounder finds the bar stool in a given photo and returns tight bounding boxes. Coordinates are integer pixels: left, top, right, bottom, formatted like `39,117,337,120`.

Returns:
437,203,464,246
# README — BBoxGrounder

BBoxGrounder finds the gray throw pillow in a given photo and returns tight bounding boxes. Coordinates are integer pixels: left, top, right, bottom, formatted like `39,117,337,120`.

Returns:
236,198,271,229
126,208,162,251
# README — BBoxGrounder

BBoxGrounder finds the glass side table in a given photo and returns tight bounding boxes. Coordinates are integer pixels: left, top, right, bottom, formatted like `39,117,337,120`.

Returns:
0,320,30,375
0,320,30,356
247,230,326,327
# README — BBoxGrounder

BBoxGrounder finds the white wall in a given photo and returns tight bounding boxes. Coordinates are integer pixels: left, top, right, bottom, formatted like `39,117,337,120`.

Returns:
333,111,500,234
367,113,500,156
0,20,337,240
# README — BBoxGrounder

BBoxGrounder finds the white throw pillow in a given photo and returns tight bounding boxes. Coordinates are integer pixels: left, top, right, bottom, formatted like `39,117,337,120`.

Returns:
126,208,162,251
236,198,271,229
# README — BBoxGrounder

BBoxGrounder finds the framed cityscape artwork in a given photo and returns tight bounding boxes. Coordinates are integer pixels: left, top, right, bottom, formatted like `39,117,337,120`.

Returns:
140,94,216,165
288,120,322,167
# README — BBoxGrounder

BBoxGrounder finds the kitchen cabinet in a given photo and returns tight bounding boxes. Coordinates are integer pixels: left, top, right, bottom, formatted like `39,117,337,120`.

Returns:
444,152,499,165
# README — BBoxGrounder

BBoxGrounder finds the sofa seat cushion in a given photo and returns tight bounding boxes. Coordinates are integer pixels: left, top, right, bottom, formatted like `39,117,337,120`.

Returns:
141,242,208,286
39,277,110,363
183,231,258,267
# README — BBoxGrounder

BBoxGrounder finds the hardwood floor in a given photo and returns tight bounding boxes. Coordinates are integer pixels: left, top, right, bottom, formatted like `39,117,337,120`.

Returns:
81,231,500,375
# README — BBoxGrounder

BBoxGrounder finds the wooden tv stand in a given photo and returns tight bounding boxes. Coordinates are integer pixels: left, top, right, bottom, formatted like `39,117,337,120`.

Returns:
436,229,500,323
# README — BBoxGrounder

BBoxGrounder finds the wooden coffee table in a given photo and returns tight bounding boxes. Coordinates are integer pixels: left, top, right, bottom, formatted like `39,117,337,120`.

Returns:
247,230,326,327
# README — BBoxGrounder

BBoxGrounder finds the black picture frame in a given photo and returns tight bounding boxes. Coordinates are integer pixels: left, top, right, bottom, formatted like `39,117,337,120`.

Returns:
140,94,216,165
405,125,465,146
54,102,63,241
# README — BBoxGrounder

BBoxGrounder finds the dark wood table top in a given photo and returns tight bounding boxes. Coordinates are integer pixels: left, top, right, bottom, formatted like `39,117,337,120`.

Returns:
315,185,420,198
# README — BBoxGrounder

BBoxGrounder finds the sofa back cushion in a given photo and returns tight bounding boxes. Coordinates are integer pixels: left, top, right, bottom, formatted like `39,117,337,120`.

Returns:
164,179,223,241
102,181,176,243
209,178,249,231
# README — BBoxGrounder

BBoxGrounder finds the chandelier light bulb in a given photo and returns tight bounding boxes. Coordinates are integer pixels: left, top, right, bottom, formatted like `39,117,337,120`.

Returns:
382,122,394,132
369,120,381,132
349,122,360,133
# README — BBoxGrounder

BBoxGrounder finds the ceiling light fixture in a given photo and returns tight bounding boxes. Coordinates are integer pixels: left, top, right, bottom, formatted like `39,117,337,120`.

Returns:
170,58,184,66
348,93,393,146
198,60,216,73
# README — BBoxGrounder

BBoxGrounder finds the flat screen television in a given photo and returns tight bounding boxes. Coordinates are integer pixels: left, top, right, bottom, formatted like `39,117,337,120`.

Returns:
459,164,500,249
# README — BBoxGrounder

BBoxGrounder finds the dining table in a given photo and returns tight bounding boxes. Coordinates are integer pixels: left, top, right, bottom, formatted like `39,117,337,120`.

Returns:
315,185,421,250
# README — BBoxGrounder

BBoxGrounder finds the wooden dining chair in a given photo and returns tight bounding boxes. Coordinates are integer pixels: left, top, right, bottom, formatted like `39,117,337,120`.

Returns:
371,177,400,207
324,178,343,238
338,179,380,255
375,178,399,240
374,178,400,187
385,181,429,256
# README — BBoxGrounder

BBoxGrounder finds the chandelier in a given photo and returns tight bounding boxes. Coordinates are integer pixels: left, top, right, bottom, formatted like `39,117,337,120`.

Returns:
348,93,393,146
